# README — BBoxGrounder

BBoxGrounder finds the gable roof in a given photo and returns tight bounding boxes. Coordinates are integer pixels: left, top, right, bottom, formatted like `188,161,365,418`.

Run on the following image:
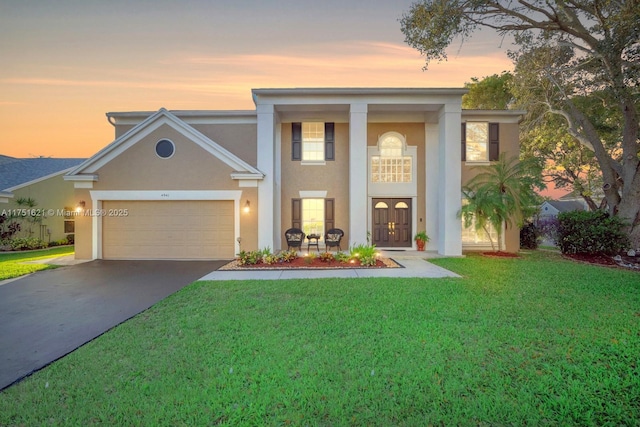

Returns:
0,155,85,191
545,200,586,213
65,108,263,182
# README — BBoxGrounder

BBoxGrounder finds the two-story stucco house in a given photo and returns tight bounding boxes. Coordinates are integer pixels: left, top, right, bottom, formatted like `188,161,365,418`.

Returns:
64,88,524,260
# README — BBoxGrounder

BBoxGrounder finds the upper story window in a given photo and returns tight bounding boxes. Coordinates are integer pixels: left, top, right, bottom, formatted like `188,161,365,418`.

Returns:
292,122,335,162
465,122,489,162
302,122,325,161
371,132,412,183
462,122,500,162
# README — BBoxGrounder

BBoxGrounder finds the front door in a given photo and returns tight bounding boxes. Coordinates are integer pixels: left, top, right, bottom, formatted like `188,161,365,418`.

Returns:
371,198,412,248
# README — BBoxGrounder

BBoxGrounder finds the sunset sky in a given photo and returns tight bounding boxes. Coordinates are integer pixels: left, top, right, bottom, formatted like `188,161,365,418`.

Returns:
1,0,515,159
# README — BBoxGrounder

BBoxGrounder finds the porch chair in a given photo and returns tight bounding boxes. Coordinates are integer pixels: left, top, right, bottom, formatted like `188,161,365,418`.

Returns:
324,228,344,252
285,228,306,251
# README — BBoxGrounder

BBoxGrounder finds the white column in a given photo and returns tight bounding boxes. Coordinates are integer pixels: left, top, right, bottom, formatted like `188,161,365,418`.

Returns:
349,103,368,246
273,114,282,250
438,104,462,256
424,123,439,251
256,103,276,250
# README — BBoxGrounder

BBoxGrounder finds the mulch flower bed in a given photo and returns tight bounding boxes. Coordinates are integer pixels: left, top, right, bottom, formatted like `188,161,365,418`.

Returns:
563,252,640,270
220,256,401,270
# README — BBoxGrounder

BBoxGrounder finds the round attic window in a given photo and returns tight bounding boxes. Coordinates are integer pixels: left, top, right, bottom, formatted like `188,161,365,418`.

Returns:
155,139,175,159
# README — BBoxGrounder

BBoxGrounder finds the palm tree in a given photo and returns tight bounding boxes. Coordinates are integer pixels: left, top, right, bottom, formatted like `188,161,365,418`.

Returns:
459,153,544,251
460,186,507,251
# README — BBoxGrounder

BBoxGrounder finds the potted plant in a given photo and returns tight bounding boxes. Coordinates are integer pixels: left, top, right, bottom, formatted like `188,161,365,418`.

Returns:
414,231,430,251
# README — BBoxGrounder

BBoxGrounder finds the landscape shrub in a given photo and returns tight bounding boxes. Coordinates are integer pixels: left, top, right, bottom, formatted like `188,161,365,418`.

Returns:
0,214,20,240
278,249,297,263
519,222,539,249
238,248,302,265
350,243,377,266
236,247,379,266
48,238,70,247
0,238,11,251
334,251,350,263
237,250,262,265
557,210,629,255
319,252,335,262
262,253,278,265
10,237,48,251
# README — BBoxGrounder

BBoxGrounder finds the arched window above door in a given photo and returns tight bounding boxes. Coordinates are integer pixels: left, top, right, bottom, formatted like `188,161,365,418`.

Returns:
371,132,412,183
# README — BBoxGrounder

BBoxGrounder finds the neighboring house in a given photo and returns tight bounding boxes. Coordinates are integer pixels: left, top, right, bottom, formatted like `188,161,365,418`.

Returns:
559,190,603,210
64,88,525,260
538,200,587,221
0,155,85,243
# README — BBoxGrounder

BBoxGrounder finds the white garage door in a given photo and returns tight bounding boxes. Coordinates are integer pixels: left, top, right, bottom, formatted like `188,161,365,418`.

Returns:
102,200,234,260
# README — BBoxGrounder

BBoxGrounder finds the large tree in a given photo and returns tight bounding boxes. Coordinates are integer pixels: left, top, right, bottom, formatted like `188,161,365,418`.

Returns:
462,72,514,109
463,72,607,210
401,0,640,247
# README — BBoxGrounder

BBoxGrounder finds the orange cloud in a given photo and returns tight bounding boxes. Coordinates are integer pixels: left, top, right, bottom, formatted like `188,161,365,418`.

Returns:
1,40,513,158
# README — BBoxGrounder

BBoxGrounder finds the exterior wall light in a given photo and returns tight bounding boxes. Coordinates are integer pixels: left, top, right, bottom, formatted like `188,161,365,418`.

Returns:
243,200,250,213
76,201,86,213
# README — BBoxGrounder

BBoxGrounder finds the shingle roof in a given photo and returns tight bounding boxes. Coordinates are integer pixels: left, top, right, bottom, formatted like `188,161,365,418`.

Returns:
546,200,586,213
0,155,86,191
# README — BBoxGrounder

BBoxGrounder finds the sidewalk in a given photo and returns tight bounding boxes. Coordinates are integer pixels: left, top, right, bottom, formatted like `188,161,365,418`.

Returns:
198,250,460,281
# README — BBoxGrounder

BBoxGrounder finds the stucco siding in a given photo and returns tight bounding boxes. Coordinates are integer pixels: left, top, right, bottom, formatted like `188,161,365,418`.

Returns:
461,121,522,252
73,188,93,259
3,174,76,244
280,122,350,249
114,124,135,139
190,123,258,167
75,123,258,259
93,125,238,191
239,187,258,252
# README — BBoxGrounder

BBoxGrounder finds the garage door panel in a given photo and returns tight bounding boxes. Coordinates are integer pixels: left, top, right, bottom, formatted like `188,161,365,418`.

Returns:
102,200,235,260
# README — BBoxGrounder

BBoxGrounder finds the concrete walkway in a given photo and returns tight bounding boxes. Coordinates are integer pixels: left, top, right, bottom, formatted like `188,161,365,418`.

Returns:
199,250,460,281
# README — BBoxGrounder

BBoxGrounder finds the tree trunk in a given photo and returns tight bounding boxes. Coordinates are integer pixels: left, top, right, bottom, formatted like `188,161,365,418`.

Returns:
483,225,496,251
564,98,639,249
617,172,640,249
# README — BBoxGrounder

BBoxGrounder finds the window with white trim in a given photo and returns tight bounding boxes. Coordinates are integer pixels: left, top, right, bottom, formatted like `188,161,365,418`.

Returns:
465,122,489,162
371,133,412,183
302,122,325,161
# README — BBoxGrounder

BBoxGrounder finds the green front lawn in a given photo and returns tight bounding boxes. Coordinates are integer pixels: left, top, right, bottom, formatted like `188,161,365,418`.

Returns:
0,246,75,281
1,251,638,425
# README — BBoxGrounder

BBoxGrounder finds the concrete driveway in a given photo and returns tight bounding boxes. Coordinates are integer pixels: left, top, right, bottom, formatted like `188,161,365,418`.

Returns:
0,259,225,391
